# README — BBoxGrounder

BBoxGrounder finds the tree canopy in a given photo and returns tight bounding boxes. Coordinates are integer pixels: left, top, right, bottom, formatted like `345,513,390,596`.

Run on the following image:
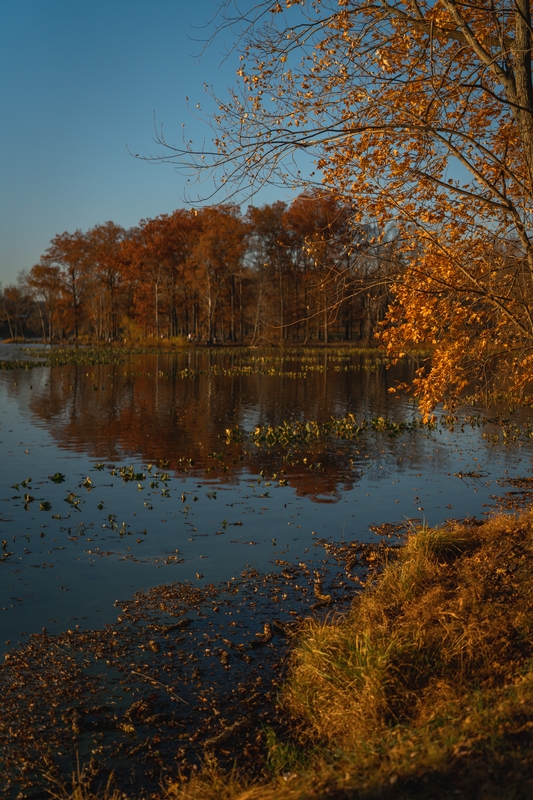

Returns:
2,193,391,346
156,0,533,415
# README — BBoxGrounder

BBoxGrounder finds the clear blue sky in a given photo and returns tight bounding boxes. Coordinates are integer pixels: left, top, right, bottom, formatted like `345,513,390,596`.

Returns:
0,0,293,287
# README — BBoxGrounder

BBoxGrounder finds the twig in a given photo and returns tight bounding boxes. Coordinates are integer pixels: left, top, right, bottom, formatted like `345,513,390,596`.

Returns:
131,670,190,705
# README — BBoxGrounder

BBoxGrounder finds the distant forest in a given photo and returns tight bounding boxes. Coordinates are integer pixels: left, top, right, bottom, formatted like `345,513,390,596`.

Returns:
1,190,401,345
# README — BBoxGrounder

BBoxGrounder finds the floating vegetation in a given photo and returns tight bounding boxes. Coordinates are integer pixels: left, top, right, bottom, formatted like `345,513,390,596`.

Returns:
0,344,428,372
109,465,146,482
174,347,399,380
0,359,45,370
178,359,388,380
21,347,131,367
457,413,533,444
225,414,433,448
220,411,533,449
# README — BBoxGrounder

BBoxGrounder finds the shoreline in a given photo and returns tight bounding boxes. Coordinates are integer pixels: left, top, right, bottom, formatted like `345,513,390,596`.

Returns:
0,534,393,799
4,510,533,798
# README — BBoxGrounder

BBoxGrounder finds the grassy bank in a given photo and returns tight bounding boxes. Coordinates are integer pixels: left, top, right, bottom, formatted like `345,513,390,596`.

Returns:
51,510,533,799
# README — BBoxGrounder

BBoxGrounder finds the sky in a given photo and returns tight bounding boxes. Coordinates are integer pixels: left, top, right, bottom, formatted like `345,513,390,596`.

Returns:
0,0,294,287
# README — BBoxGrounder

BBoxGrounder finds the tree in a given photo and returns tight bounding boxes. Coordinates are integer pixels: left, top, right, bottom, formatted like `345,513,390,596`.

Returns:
155,0,533,414
122,211,201,339
27,263,63,341
245,201,291,342
86,222,127,341
148,209,202,337
39,231,91,339
284,189,366,343
0,280,36,340
192,205,248,342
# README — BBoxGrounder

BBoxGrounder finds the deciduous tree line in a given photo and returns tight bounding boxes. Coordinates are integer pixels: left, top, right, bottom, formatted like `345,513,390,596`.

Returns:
1,190,399,344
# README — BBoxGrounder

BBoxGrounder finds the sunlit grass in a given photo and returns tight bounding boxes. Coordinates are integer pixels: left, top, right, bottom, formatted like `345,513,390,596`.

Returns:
272,511,533,796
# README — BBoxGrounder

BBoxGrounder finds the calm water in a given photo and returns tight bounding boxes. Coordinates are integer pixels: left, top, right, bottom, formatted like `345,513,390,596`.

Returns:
0,347,531,654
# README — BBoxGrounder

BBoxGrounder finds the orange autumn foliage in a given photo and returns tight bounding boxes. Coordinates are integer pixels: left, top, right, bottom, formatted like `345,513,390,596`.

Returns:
162,0,533,414
18,193,385,345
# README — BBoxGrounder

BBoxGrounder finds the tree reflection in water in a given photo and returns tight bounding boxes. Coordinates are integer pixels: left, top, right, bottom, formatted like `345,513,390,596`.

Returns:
23,350,418,502
3,347,520,658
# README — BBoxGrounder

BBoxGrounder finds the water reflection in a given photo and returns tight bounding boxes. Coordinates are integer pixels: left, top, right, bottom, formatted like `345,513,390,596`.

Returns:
19,351,418,501
1,349,531,652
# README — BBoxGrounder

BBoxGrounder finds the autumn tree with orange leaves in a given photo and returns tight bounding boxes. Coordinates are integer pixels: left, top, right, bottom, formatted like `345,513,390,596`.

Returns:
192,205,248,343
85,221,128,341
15,195,380,345
245,200,293,343
153,0,533,414
283,189,387,344
27,263,63,341
37,230,92,340
123,211,201,339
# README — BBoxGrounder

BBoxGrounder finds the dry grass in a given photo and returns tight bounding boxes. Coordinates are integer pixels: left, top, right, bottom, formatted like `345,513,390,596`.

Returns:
45,761,128,800
55,511,533,799
283,520,488,745
122,335,190,349
272,511,533,796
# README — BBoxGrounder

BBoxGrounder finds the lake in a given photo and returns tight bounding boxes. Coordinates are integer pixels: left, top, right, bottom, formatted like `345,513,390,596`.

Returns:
1,346,531,655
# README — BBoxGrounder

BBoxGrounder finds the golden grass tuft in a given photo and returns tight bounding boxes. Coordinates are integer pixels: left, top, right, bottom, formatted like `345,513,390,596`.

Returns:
162,765,260,800
283,513,533,750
